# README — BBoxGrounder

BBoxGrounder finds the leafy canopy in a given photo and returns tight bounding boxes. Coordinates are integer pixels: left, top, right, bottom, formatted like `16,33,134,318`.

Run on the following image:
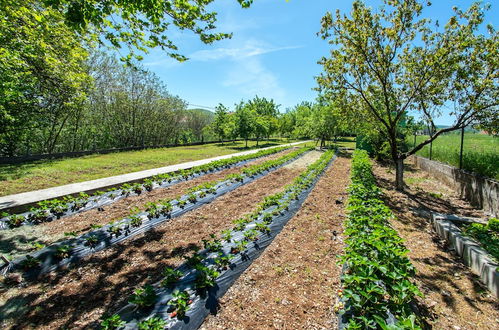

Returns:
41,0,254,63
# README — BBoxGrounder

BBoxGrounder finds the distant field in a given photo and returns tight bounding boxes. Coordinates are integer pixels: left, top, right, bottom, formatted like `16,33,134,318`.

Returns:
0,139,306,196
411,133,498,180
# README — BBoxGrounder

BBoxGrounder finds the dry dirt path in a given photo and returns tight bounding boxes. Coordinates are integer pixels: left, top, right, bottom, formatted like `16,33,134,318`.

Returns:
372,160,499,329
202,155,351,329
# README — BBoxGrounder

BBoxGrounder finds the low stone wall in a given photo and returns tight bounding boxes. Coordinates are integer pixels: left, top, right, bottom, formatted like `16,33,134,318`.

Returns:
413,156,498,217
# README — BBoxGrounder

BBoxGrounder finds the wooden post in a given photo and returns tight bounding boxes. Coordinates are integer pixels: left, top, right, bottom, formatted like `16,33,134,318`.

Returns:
459,126,465,170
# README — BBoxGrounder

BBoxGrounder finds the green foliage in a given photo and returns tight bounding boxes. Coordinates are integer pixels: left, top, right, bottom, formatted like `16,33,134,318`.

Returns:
462,220,499,261
0,1,91,156
55,244,73,259
317,0,498,190
168,290,191,319
137,317,167,330
161,267,183,288
100,314,126,330
194,264,219,290
21,255,41,270
340,150,422,328
413,133,499,180
129,284,158,308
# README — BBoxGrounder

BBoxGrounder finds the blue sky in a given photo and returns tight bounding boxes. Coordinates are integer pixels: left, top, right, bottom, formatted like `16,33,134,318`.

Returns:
142,0,497,124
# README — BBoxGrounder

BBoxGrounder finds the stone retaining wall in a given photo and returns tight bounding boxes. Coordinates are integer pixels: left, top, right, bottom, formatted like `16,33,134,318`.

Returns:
413,156,498,217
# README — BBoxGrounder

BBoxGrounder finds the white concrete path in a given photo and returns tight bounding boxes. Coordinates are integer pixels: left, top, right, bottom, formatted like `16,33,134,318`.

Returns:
0,141,310,211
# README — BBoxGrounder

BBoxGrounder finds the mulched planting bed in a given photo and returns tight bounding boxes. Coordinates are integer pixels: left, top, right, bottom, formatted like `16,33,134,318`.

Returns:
371,160,499,329
201,155,351,329
1,149,294,260
0,151,321,329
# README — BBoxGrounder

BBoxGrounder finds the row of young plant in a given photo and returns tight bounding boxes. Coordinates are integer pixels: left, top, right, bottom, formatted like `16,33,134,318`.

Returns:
336,150,422,329
0,146,291,229
100,149,337,330
14,147,311,277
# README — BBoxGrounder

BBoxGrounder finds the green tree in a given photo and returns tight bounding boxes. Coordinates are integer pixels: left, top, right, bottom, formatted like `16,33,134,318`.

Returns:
212,104,229,143
42,0,254,63
235,102,254,148
0,1,91,156
317,0,498,190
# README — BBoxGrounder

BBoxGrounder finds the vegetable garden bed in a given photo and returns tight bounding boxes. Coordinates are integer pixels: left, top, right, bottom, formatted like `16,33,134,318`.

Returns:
0,150,323,329
0,147,294,261
202,154,351,329
2,148,310,279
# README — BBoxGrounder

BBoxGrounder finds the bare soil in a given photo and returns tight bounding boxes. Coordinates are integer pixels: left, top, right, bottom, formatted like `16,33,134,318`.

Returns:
372,160,499,329
0,151,321,330
201,155,351,329
1,149,294,260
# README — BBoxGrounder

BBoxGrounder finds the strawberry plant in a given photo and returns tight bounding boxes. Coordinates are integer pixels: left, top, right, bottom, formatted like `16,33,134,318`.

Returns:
194,264,219,291
29,208,50,223
184,252,203,267
7,214,25,228
30,241,45,250
231,239,248,254
232,218,248,231
255,222,271,234
199,191,207,198
84,235,99,248
145,202,161,219
90,224,103,230
161,267,183,288
107,222,123,237
129,284,158,308
243,229,259,242
21,255,41,270
100,314,125,330
64,231,77,238
159,200,173,216
130,214,143,227
55,244,72,259
339,150,422,328
187,193,197,203
121,184,134,196
143,179,154,192
168,290,191,319
177,199,187,209
262,213,273,224
137,317,167,329
202,234,222,252
214,253,234,270
221,229,233,242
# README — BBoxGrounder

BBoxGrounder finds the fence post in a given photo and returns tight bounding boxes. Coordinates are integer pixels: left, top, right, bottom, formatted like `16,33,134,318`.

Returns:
428,125,433,160
459,126,465,170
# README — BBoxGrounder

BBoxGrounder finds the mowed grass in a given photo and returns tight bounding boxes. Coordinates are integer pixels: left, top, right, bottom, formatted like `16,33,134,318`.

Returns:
0,139,307,196
411,133,498,180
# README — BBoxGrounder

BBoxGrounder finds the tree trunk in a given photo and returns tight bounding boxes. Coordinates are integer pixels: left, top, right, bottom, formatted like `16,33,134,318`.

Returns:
245,138,248,148
395,158,404,191
256,137,259,146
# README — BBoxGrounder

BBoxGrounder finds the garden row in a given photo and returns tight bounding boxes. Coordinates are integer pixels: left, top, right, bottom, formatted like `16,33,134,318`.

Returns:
101,149,337,329
337,150,422,329
0,150,321,328
6,147,311,279
0,146,291,229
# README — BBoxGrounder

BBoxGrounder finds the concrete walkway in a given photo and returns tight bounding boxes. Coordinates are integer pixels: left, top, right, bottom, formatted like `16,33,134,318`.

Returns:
0,141,310,211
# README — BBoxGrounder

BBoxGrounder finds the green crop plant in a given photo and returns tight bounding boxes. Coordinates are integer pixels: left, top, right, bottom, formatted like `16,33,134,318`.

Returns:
100,314,125,330
137,317,167,330
161,267,183,288
129,284,158,308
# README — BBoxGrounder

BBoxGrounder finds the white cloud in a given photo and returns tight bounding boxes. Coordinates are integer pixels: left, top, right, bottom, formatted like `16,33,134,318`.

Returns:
223,57,286,101
190,40,301,61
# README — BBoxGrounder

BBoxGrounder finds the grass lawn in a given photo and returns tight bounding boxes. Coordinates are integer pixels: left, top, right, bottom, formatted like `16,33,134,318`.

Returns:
0,139,307,196
410,133,498,180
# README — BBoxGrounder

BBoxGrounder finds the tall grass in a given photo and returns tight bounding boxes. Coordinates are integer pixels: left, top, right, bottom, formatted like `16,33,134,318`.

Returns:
410,133,498,180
